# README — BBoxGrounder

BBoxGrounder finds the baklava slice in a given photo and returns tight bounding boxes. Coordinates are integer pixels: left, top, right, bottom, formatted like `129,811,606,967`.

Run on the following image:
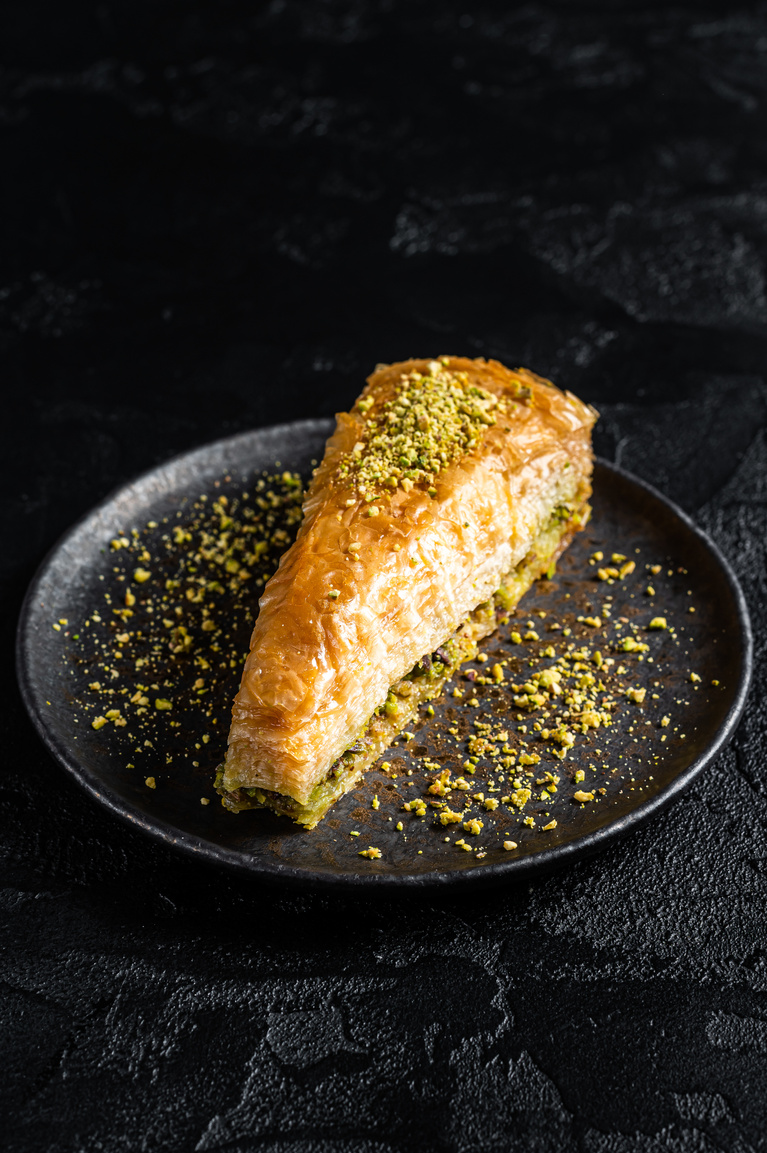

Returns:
216,356,596,827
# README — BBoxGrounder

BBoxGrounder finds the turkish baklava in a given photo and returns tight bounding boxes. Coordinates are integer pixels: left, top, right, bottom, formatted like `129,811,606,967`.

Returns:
216,356,596,827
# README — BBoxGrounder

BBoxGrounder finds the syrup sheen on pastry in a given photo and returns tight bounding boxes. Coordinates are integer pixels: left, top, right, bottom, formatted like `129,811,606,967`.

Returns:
216,356,596,827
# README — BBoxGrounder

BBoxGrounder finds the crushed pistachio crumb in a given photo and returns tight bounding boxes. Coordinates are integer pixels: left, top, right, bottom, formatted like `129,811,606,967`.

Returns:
338,362,509,496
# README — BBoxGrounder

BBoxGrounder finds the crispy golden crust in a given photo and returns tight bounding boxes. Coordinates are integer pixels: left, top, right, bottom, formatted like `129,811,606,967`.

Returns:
222,357,596,806
218,509,586,826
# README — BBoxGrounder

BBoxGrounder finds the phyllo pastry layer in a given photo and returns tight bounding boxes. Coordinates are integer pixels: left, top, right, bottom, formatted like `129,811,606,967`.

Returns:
216,356,596,827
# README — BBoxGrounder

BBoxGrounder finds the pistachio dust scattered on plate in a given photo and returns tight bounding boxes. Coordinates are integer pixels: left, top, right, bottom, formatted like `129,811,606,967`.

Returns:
54,469,715,859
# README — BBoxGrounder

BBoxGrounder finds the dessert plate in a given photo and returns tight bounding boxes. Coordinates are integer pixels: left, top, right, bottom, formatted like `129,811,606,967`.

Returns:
16,420,752,888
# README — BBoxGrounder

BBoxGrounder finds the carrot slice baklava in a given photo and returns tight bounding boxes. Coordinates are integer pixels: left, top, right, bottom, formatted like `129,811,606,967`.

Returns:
215,356,596,827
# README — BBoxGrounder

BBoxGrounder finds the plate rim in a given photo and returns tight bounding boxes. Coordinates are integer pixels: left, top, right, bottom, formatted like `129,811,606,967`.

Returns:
16,420,754,890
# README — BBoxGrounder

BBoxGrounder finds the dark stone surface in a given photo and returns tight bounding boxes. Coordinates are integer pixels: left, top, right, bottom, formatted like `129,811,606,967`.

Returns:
2,1,767,1148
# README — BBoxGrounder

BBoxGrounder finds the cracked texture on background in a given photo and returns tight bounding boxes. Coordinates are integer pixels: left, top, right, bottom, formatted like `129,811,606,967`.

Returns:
2,1,767,1150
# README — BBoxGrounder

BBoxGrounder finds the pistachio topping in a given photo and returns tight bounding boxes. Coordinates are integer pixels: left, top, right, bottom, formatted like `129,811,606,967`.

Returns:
338,362,508,496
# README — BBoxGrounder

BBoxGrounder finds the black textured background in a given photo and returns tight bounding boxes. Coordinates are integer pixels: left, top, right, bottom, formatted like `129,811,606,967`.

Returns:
3,3,767,1150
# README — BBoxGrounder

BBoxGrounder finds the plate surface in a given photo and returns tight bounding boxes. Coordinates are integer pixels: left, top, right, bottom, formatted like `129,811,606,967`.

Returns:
17,419,752,888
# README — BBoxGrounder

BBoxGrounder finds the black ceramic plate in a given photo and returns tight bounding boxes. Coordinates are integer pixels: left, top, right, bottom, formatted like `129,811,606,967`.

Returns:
17,420,752,889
